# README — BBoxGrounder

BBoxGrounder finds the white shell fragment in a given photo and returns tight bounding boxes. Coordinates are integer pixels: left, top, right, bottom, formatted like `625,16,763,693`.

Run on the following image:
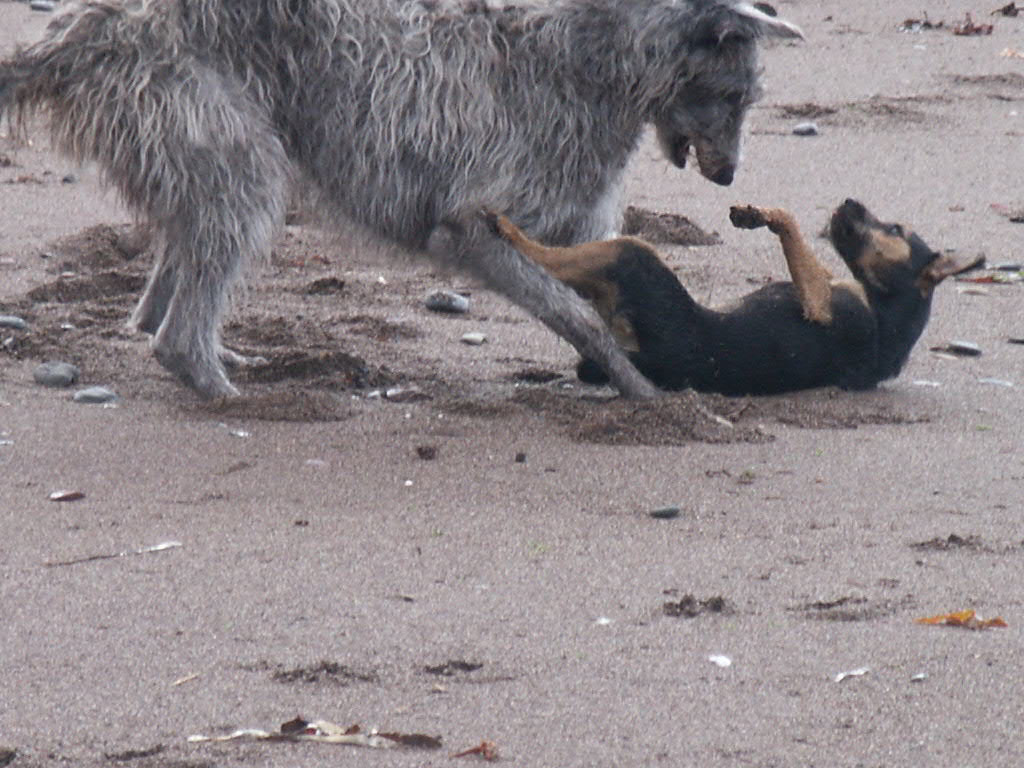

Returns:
833,667,869,683
460,332,487,345
708,655,732,668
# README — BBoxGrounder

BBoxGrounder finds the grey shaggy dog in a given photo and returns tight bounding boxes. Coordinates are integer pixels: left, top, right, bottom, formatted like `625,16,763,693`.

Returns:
0,0,801,399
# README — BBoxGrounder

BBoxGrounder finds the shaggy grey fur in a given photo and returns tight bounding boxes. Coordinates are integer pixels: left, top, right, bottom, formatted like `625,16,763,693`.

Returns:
0,0,801,399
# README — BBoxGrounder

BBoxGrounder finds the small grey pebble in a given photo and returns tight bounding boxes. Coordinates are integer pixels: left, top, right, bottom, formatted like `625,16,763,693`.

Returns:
425,290,470,314
30,0,57,10
649,506,681,519
0,315,28,331
73,386,119,404
33,361,81,387
460,331,486,346
792,122,819,136
61,173,77,184
416,445,438,460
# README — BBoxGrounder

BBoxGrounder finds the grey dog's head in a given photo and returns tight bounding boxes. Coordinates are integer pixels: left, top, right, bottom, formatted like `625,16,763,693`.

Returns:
649,2,803,186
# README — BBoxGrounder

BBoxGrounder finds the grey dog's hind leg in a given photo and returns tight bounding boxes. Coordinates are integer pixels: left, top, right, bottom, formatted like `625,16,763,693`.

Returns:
131,240,267,372
117,66,288,398
427,217,660,399
131,252,175,336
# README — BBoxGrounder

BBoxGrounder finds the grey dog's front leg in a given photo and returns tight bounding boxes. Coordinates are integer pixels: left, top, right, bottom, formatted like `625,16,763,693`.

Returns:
428,218,660,400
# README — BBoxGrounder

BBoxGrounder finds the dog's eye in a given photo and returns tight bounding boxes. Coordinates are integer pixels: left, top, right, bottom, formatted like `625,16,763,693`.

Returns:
886,224,904,237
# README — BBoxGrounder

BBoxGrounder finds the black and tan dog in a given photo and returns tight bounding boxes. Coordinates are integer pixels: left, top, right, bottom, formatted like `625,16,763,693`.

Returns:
483,200,982,395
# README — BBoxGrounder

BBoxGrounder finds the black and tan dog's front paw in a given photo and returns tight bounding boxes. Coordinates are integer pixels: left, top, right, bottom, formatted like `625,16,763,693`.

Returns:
730,205,792,235
729,204,769,230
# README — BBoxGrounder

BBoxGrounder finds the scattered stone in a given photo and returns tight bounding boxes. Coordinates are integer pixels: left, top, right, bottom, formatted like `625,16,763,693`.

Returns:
73,386,119,404
49,490,85,502
425,290,470,314
33,361,81,388
384,385,428,402
30,0,57,11
514,452,527,463
0,747,17,768
416,445,438,460
0,315,28,331
649,506,681,519
933,339,978,358
793,121,819,136
460,331,487,346
61,173,77,184
942,340,982,357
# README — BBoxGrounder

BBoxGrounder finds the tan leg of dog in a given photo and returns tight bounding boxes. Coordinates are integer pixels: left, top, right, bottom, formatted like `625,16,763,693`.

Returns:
482,210,626,328
730,205,834,325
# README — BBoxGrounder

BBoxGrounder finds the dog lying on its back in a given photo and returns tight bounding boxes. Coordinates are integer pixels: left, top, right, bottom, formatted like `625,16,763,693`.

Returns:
484,200,982,395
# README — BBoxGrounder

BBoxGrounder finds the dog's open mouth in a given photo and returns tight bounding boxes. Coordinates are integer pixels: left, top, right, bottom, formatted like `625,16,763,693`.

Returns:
669,137,690,168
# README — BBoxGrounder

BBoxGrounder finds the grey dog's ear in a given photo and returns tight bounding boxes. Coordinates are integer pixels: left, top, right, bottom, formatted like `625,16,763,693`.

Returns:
733,3,804,40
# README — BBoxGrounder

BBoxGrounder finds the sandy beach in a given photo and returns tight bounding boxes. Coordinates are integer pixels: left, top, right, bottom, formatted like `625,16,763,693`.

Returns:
1,1,1023,765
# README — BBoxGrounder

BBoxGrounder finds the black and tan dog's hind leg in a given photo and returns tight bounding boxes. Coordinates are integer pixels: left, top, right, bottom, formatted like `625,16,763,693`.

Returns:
480,209,641,355
729,205,835,325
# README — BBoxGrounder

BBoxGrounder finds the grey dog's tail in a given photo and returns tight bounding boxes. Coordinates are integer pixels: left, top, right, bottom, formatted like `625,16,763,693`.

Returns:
0,11,82,136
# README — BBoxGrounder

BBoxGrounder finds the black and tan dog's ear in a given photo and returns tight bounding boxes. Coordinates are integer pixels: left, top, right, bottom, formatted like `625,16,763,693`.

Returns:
917,252,985,294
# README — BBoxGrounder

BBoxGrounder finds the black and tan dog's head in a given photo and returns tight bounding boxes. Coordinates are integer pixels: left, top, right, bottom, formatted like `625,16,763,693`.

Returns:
829,198,982,299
